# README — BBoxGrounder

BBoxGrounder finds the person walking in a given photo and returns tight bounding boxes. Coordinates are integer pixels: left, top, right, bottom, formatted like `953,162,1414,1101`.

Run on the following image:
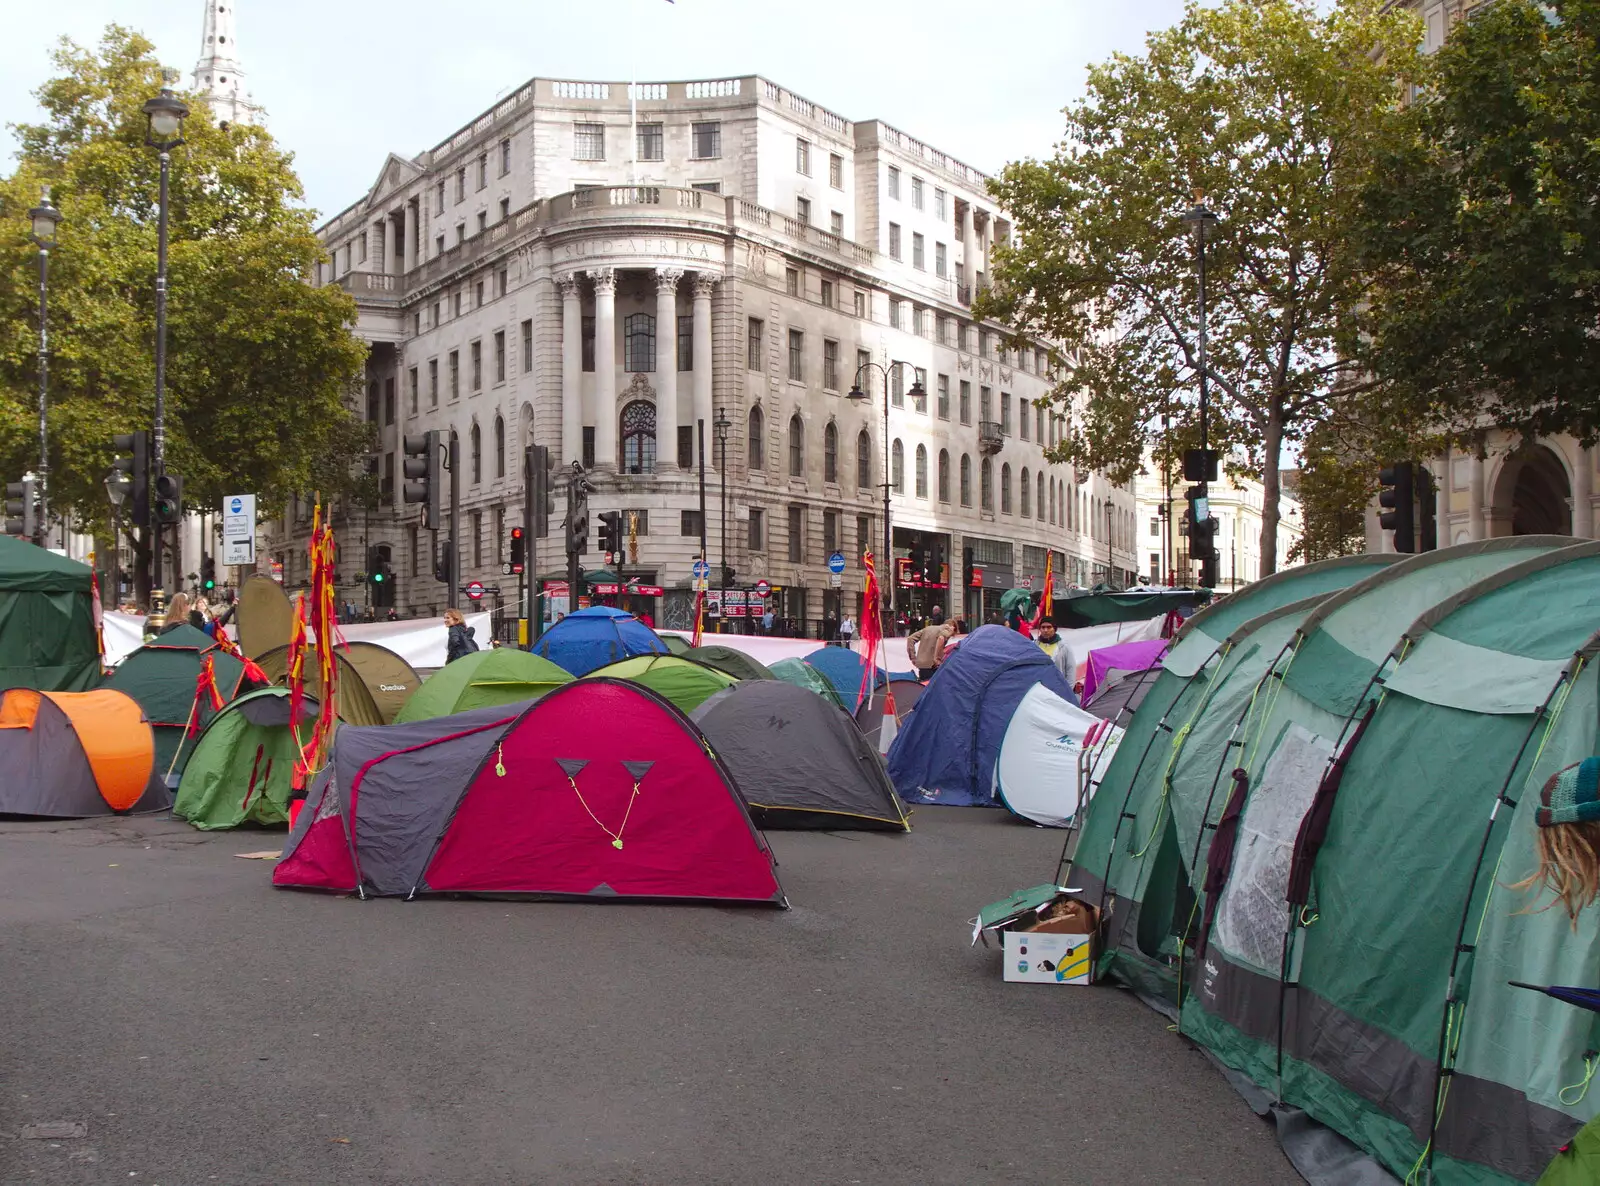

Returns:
444,608,479,663
906,618,954,680
838,612,855,648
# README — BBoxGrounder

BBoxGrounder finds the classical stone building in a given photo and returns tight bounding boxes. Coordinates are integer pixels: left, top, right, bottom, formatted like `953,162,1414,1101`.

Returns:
289,75,1140,632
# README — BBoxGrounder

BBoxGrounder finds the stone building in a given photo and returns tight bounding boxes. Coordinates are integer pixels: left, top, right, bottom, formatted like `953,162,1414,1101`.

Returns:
190,0,264,129
287,75,1140,632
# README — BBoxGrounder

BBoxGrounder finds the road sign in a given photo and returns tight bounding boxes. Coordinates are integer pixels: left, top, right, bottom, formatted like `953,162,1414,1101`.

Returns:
501,562,513,576
828,551,846,575
829,572,843,588
693,559,710,579
754,579,772,599
464,580,485,602
221,493,256,566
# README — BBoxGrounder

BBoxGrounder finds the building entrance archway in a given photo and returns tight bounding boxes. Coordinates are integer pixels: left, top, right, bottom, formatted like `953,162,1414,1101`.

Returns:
1491,445,1571,536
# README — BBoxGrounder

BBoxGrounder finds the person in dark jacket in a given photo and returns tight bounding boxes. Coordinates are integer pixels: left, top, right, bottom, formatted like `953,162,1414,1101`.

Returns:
444,608,478,662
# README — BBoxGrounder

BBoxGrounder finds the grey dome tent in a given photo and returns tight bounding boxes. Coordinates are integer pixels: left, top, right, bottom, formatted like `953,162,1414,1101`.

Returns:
693,681,909,831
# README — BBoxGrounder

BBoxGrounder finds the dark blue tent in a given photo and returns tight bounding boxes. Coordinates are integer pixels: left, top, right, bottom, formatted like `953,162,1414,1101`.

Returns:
801,647,885,706
530,606,667,676
885,625,1078,807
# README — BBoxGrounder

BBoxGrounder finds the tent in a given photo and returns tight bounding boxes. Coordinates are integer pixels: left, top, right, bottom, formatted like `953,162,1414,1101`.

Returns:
0,688,163,816
854,677,928,750
769,657,847,710
886,625,1078,807
694,681,909,831
0,537,101,692
274,681,786,905
253,643,398,726
104,623,255,784
1054,587,1205,629
993,684,1122,828
395,649,570,722
531,606,668,676
801,646,886,706
1081,637,1168,704
172,688,319,829
236,573,296,659
1083,666,1162,723
584,653,737,715
339,642,423,723
661,633,692,656
684,644,776,682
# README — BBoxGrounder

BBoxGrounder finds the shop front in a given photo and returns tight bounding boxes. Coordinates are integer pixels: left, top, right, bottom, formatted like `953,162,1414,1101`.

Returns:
892,528,951,629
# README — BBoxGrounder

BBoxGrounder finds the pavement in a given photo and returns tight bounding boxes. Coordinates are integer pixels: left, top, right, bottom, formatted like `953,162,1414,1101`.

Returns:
0,806,1297,1185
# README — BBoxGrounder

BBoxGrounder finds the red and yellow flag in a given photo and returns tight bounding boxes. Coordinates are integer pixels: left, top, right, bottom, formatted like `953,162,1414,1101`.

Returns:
1031,552,1055,629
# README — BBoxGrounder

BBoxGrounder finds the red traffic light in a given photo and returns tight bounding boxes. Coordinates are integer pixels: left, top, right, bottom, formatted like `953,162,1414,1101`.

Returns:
510,526,523,539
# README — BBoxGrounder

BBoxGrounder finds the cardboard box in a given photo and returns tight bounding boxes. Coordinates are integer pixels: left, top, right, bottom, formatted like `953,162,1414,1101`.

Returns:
1003,929,1093,985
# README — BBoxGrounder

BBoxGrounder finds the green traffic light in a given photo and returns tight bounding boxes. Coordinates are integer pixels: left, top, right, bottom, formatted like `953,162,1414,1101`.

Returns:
373,572,384,582
204,579,215,590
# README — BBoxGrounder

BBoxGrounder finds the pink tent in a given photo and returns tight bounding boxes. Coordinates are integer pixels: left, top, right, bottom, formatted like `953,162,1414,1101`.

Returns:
1081,638,1169,704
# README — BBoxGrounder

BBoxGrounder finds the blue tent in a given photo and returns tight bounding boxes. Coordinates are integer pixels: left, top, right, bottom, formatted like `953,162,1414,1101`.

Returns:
801,647,885,706
886,625,1078,807
530,606,667,676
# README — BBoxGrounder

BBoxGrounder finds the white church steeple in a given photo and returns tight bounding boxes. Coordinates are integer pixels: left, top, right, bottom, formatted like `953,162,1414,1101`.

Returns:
191,0,263,128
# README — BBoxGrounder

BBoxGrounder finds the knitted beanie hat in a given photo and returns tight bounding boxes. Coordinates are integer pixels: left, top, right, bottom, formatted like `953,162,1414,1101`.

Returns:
1537,758,1600,827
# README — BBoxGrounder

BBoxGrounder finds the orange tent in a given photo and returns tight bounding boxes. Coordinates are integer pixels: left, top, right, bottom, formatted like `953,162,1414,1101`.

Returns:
0,688,162,816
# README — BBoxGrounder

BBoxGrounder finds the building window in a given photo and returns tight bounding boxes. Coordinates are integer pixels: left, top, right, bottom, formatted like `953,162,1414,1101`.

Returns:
493,331,506,383
823,339,839,390
787,505,804,563
456,225,465,246
691,121,721,159
788,414,804,476
357,234,368,265
477,153,488,190
890,301,903,331
435,234,445,257
959,380,972,424
915,444,928,498
823,509,839,556
470,340,483,391
494,415,506,478
499,138,512,176
796,196,811,224
820,279,834,309
449,350,460,400
937,374,950,420
1020,401,1029,441
470,422,482,483
456,167,466,202
1021,469,1032,518
960,453,972,506
428,359,439,407
796,137,811,175
748,405,764,470
981,457,994,511
857,349,871,384
853,290,866,318
1001,463,1013,514
935,242,947,278
857,514,872,559
637,122,663,161
786,267,800,296
912,233,925,270
748,507,765,552
573,122,605,160
582,316,596,372
935,188,946,220
408,366,419,417
980,385,992,423
383,377,395,425
886,166,900,200
583,427,595,469
1036,405,1045,443
830,210,843,235
624,313,656,373
692,181,721,193
620,400,657,474
681,509,704,536
911,176,924,210
824,421,838,483
856,429,872,490
787,330,804,382
678,425,693,470
747,318,764,370
1001,393,1012,435
521,319,533,373
829,153,843,188
435,181,445,214
888,223,901,260
472,510,483,567
891,367,904,407
938,449,951,502
891,439,904,493
678,315,693,372
913,367,927,412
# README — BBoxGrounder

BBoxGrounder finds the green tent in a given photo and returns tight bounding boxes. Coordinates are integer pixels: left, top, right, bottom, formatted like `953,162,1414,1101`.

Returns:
0,537,101,692
769,657,847,710
661,633,692,656
685,644,775,682
395,648,571,722
1055,587,1209,628
105,623,254,784
172,688,319,829
253,644,387,725
585,653,736,714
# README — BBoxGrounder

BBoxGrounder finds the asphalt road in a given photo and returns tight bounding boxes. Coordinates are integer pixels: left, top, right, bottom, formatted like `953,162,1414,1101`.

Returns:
0,807,1296,1185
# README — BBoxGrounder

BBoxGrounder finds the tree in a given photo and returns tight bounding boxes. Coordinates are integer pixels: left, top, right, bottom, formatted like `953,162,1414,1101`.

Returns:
980,0,1423,576
1358,0,1600,445
0,26,368,598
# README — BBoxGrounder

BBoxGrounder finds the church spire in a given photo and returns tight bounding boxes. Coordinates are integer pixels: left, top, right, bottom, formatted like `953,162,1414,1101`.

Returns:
191,0,263,128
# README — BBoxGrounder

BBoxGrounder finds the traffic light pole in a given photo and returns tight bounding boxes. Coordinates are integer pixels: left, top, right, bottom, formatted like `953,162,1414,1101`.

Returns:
448,430,460,610
697,418,707,587
522,447,533,645
566,476,582,616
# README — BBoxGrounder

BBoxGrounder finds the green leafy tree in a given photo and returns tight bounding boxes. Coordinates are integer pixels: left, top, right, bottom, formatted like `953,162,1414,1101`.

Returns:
1358,0,1600,445
980,0,1422,576
0,26,368,597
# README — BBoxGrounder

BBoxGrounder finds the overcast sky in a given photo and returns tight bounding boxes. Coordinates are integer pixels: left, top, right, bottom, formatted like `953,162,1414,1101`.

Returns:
4,0,1195,219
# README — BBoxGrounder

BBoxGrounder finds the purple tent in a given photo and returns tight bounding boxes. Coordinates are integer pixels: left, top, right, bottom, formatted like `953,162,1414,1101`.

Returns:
1081,638,1169,704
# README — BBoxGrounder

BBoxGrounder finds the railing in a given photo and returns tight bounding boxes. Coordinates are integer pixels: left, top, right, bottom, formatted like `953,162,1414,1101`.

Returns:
686,79,741,98
956,282,972,305
338,271,401,299
978,421,1004,454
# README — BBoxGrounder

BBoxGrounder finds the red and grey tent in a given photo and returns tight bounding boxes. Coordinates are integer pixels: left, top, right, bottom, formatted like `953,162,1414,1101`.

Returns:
273,680,786,906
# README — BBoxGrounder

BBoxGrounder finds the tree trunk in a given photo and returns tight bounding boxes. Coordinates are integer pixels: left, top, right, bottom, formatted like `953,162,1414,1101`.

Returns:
1261,406,1284,577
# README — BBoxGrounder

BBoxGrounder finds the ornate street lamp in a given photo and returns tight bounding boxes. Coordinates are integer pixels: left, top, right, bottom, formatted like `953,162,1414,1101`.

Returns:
714,410,731,631
849,360,923,629
28,188,63,544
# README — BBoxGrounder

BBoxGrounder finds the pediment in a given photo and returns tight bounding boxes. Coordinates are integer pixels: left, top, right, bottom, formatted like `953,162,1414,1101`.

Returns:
364,153,424,210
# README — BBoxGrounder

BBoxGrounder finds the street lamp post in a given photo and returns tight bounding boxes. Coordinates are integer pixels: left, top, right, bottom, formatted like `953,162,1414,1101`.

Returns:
142,79,189,600
847,361,926,629
714,410,730,634
28,189,63,546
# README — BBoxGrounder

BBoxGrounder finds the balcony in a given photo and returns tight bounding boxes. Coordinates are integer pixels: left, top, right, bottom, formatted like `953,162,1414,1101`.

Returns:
337,271,402,304
978,421,1004,455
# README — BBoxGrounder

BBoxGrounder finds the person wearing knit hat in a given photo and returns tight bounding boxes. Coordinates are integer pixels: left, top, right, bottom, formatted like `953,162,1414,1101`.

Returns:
1516,758,1600,926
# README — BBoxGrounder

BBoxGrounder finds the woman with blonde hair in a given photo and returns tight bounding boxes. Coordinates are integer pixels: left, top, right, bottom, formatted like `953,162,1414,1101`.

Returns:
1514,757,1600,927
444,607,478,663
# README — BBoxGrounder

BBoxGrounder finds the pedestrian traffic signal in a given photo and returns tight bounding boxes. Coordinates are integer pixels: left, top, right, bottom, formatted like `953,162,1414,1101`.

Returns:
152,470,183,526
509,525,525,574
598,511,623,560
201,555,216,591
1379,462,1416,554
111,431,150,528
530,444,554,538
403,431,442,530
4,479,37,540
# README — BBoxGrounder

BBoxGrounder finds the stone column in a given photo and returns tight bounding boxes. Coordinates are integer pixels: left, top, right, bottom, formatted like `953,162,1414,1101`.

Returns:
1574,447,1594,538
558,274,582,467
590,267,618,472
691,273,717,470
655,268,683,470
1468,452,1486,542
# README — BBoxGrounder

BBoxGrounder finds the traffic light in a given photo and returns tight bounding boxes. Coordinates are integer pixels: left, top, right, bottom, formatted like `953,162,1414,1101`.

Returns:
908,541,925,583
403,431,442,530
433,538,455,586
152,470,183,526
1199,555,1219,590
1183,448,1220,482
111,432,150,527
1379,462,1416,554
370,543,395,607
721,565,736,589
1417,465,1438,553
567,495,589,556
509,525,525,574
530,444,554,538
201,555,217,591
963,547,975,588
1184,485,1218,562
4,479,37,540
598,511,623,561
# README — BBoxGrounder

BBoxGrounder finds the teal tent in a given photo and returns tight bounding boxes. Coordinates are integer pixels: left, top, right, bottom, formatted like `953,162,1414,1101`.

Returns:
0,537,101,692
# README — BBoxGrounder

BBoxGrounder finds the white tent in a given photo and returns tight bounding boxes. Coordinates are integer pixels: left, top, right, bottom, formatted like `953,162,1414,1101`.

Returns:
992,683,1123,827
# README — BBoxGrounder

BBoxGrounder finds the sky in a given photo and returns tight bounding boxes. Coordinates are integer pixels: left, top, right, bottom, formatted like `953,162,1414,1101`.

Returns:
2,0,1194,221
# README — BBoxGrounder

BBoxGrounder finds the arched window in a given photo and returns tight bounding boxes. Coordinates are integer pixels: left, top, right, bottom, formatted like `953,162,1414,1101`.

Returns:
624,313,655,373
493,415,506,479
620,400,656,473
938,449,951,502
980,457,993,511
470,422,482,484
915,444,928,498
1020,468,1031,519
824,421,838,484
789,414,804,476
960,454,972,507
1048,480,1056,525
1001,463,1012,514
891,439,904,493
857,430,871,489
748,405,764,470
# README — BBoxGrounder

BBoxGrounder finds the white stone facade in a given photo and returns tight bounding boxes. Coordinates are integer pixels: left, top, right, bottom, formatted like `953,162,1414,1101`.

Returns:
285,75,1141,630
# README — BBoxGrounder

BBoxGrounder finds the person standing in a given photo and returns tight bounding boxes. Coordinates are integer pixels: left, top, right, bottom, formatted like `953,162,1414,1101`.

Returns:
838,612,855,648
906,618,954,680
444,608,479,663
1033,619,1076,683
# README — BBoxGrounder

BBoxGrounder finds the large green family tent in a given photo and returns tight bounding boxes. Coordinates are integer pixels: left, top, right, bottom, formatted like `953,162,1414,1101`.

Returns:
172,688,320,829
105,623,255,785
585,653,737,715
769,657,846,710
0,537,101,692
252,641,418,726
395,649,571,722
684,644,775,682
